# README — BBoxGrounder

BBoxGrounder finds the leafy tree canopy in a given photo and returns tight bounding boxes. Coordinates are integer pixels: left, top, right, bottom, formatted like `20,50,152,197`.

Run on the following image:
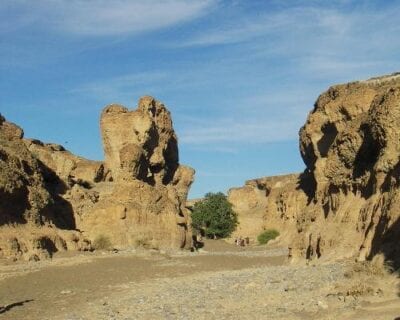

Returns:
191,192,238,239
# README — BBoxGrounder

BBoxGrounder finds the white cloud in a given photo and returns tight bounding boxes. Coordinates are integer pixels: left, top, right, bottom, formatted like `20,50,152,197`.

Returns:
180,7,353,47
179,116,300,145
1,0,215,36
178,4,400,80
66,2,400,150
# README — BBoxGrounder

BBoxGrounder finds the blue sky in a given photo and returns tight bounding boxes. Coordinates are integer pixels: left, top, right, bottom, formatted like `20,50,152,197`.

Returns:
1,0,400,198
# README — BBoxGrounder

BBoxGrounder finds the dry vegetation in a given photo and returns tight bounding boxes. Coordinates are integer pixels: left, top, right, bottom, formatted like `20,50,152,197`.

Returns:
333,254,397,299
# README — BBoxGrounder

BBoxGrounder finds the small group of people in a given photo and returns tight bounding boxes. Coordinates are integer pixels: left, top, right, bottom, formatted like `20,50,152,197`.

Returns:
234,236,250,247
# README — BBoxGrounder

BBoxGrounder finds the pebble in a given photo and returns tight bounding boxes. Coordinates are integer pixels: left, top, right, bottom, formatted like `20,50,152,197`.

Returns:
60,290,72,295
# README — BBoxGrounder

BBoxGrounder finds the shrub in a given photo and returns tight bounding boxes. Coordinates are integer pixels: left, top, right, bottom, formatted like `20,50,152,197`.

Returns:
134,236,151,249
92,234,112,250
345,254,392,278
335,254,392,298
257,229,279,245
191,192,238,239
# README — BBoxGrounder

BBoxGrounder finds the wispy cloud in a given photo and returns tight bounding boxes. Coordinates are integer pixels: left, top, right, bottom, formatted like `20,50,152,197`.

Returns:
178,3,400,79
179,116,300,145
64,1,400,153
180,7,352,47
1,0,215,37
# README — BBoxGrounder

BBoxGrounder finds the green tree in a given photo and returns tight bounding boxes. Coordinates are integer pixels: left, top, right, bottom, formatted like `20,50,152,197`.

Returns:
191,192,238,238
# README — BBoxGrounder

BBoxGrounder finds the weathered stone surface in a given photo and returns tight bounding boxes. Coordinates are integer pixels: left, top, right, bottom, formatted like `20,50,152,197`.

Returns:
227,183,268,239
0,115,91,260
0,96,194,260
0,116,52,226
25,139,106,186
100,96,179,185
230,73,400,265
228,174,307,242
84,96,194,249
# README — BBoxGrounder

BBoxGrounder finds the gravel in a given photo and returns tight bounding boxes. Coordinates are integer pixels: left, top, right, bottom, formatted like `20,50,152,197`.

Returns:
58,261,352,320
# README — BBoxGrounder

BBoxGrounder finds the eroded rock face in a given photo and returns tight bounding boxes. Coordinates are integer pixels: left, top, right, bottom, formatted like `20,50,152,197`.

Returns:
299,74,400,197
83,96,194,249
0,96,194,260
228,182,269,239
230,73,400,265
100,97,179,185
228,174,308,242
0,115,91,261
0,116,51,226
295,74,400,263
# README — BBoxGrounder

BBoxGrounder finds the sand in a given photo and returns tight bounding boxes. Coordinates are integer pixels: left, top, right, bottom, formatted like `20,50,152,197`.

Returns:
0,240,399,319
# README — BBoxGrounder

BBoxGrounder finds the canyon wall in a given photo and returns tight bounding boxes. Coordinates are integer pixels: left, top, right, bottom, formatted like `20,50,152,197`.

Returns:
229,73,400,265
0,96,194,260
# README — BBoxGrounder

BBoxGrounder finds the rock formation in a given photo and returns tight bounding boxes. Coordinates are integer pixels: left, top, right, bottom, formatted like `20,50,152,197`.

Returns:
0,96,194,260
228,174,302,241
0,115,90,261
229,73,400,265
228,180,269,239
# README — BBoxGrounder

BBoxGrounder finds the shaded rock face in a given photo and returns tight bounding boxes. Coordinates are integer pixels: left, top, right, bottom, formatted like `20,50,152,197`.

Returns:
0,117,51,226
230,73,400,265
0,96,194,260
0,116,90,261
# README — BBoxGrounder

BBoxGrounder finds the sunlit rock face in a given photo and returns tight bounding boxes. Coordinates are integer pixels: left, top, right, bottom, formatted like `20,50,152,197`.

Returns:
100,96,180,185
230,73,400,265
0,96,195,260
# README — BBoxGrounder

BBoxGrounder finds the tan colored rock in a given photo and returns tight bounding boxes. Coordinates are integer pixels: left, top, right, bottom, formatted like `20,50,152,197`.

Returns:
100,97,179,185
0,96,194,260
25,139,106,186
79,180,189,249
293,73,400,262
86,97,194,249
228,174,306,242
0,116,52,226
0,115,91,260
231,73,400,265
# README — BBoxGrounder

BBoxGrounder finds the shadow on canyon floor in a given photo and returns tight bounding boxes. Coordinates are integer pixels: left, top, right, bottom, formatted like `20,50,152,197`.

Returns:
0,299,34,315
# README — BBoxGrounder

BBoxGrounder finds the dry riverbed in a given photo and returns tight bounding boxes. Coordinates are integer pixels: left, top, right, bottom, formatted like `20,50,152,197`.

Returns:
0,240,399,320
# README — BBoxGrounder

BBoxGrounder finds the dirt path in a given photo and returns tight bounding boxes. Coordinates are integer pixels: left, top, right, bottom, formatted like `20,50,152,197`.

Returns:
0,241,399,319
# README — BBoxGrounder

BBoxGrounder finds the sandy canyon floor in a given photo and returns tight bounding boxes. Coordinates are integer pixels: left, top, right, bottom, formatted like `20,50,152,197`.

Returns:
0,240,400,320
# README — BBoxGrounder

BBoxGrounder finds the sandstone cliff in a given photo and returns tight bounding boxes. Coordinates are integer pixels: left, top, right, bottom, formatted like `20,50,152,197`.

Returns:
229,73,400,266
228,174,304,241
0,115,90,261
0,96,194,260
